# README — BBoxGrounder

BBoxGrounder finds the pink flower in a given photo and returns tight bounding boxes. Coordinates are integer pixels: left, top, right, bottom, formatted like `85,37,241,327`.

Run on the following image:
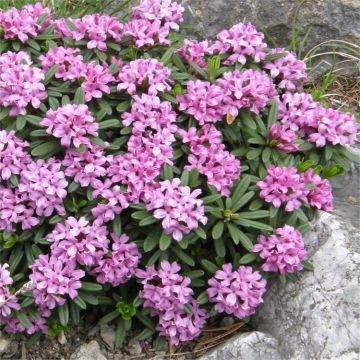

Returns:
0,186,38,232
117,59,172,96
18,159,68,217
257,165,308,211
207,264,267,319
41,104,98,148
47,216,110,267
179,125,241,197
300,169,333,211
210,23,267,65
178,39,211,69
30,254,85,310
263,48,307,91
0,264,20,318
55,15,123,51
91,234,141,287
254,225,308,275
0,4,51,43
131,0,184,31
0,51,47,116
216,69,277,117
268,124,300,153
63,145,109,188
177,80,226,125
123,19,171,48
0,130,31,180
1,315,47,335
144,178,207,241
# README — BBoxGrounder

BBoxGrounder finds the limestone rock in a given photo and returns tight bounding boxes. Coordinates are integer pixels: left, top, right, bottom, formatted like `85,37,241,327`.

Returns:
0,334,11,354
198,331,283,360
70,340,107,360
100,324,116,349
254,212,360,359
181,0,360,51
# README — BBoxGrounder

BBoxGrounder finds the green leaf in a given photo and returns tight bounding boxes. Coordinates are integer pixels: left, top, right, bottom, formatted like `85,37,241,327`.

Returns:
98,310,119,326
231,176,251,205
74,296,87,310
58,303,69,327
322,164,345,178
212,221,224,239
116,101,131,113
172,246,195,266
31,141,61,157
0,108,9,121
190,62,208,79
180,171,190,186
163,164,173,180
131,211,148,220
27,38,41,51
143,227,161,252
196,291,209,305
235,218,273,232
231,191,255,212
25,115,42,126
137,328,154,341
16,312,31,329
139,215,158,227
262,147,271,164
246,148,263,160
16,116,27,130
159,233,172,251
135,312,155,331
74,87,85,104
297,159,314,173
227,223,241,245
201,259,218,274
115,319,127,347
339,147,360,164
202,193,222,205
195,227,206,239
160,47,175,65
239,253,258,264
264,52,288,62
302,260,314,272
184,270,204,279
70,302,80,325
98,119,121,130
44,64,59,84
81,282,103,292
113,216,122,236
249,199,264,211
238,210,269,219
214,237,226,257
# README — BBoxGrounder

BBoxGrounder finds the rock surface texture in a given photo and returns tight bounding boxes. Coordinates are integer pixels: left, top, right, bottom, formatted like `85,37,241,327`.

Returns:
253,211,360,360
69,340,107,360
181,0,360,52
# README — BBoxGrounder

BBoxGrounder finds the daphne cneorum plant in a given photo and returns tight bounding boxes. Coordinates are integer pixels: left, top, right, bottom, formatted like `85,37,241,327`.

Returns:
0,0,359,348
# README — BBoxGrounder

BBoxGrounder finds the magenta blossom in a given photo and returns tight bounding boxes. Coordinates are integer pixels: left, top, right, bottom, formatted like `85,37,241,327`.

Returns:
47,216,110,267
268,124,300,153
1,315,48,335
178,39,211,69
30,254,85,310
300,169,333,211
41,104,98,148
207,264,267,319
254,225,308,275
144,178,207,241
0,130,31,180
263,48,307,91
257,165,309,212
91,234,141,287
0,51,47,116
117,59,172,96
0,264,20,318
210,23,267,65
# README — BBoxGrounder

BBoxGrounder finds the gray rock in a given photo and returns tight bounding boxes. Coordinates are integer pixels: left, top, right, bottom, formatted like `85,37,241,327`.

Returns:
181,0,360,50
254,212,360,360
100,324,116,349
0,333,11,354
198,331,283,360
128,338,142,355
70,340,107,360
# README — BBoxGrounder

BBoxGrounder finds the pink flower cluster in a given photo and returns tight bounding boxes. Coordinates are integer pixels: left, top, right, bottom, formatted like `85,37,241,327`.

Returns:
178,39,211,69
41,104,98,148
117,59,172,96
40,46,114,102
18,159,68,217
268,124,300,153
253,225,308,275
137,261,208,345
179,125,241,196
178,70,276,124
263,49,307,91
207,264,267,319
278,92,359,147
91,234,141,287
0,130,31,180
2,316,47,335
0,51,47,116
30,255,85,312
0,4,51,43
0,264,20,318
210,23,267,65
54,15,123,51
144,178,207,241
257,165,333,212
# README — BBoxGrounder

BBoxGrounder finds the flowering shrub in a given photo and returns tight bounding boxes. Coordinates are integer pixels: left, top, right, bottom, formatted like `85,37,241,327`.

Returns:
0,0,359,348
